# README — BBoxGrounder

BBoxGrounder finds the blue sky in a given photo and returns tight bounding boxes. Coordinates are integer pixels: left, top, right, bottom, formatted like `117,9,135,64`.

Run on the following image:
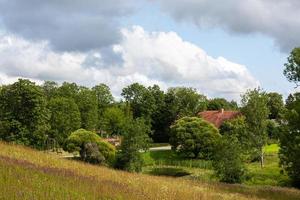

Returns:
0,0,298,101
123,1,292,96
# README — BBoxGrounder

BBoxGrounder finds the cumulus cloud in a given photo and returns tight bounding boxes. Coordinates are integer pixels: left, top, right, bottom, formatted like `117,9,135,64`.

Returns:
155,0,300,52
0,0,135,52
0,26,258,100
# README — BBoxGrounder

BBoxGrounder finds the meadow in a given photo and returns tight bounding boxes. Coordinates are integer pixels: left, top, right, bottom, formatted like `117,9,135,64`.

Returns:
142,144,289,186
1,142,300,200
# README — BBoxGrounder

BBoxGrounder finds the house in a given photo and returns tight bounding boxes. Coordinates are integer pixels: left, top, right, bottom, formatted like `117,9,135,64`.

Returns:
198,109,241,128
103,137,121,147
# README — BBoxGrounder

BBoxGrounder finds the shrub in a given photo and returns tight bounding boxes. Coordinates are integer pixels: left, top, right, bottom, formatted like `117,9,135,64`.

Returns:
80,142,105,164
64,129,115,165
170,117,221,159
213,135,247,183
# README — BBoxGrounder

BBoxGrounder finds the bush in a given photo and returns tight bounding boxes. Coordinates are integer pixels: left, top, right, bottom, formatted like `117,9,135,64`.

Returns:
170,117,221,159
213,135,247,183
80,142,105,164
64,129,115,165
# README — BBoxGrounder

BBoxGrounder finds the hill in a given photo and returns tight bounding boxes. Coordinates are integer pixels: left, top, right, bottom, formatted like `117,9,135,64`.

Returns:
0,142,300,200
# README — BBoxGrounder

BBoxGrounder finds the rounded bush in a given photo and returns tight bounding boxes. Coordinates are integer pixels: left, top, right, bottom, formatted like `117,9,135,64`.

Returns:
64,129,115,164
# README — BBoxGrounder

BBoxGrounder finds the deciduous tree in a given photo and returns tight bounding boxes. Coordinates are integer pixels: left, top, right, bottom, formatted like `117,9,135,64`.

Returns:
170,117,220,159
241,88,269,168
0,79,50,149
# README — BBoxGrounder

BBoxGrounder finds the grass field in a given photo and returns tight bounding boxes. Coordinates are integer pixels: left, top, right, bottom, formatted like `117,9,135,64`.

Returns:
142,144,290,187
1,142,300,200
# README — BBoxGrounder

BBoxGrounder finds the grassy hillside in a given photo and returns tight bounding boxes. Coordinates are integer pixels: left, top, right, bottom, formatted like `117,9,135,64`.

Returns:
0,142,300,200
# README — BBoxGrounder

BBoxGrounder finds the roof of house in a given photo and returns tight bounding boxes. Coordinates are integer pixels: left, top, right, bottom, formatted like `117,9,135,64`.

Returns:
198,109,241,128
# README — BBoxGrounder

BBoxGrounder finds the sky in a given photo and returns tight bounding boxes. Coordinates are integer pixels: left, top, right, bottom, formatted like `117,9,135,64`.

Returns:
0,0,299,101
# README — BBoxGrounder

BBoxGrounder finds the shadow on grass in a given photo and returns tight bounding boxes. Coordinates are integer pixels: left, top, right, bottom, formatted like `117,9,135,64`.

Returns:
148,167,191,177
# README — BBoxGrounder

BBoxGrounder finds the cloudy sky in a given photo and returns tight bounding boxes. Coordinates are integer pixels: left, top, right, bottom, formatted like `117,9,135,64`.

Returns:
0,0,299,101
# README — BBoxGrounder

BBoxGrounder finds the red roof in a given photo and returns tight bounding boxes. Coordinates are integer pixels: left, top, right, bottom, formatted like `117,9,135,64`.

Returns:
198,110,241,128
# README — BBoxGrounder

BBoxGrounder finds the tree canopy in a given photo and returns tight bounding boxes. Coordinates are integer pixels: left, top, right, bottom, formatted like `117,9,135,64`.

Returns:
0,79,50,149
170,117,220,159
284,48,300,87
241,88,269,168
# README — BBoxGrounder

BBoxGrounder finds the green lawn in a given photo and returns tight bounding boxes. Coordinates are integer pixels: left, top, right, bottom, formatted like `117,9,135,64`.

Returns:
142,144,290,187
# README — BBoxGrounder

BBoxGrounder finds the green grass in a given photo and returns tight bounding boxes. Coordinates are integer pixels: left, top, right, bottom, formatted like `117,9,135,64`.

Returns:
149,143,170,148
142,150,212,169
142,144,290,187
264,144,279,154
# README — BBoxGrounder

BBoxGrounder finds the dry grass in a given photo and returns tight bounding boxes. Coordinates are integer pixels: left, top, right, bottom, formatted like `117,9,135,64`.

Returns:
0,142,299,200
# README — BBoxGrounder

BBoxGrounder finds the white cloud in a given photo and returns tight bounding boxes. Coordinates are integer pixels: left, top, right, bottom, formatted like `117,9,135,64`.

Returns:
155,0,300,52
0,26,259,100
0,0,136,52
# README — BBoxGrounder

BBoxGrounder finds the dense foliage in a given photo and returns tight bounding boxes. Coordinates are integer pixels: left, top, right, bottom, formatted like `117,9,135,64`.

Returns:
284,47,300,87
207,98,238,110
279,92,300,187
0,79,50,149
241,88,270,168
48,97,81,146
170,117,220,159
115,118,151,172
213,135,246,183
64,129,115,165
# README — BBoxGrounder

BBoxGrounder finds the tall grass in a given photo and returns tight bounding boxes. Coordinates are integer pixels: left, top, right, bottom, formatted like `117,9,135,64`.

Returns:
0,142,300,200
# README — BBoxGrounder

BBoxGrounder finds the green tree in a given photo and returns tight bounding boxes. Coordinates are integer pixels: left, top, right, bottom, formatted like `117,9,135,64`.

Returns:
148,85,168,142
102,107,127,136
56,82,79,99
92,84,114,129
121,83,156,124
267,92,284,120
207,98,238,110
42,81,58,100
283,47,300,87
170,117,220,159
76,87,98,130
115,118,151,172
166,87,207,118
213,135,247,183
0,79,50,149
279,93,300,187
241,88,269,168
220,116,249,147
64,129,115,165
48,97,81,145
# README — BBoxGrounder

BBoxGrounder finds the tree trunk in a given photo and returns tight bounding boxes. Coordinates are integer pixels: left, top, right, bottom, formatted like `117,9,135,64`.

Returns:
260,148,264,168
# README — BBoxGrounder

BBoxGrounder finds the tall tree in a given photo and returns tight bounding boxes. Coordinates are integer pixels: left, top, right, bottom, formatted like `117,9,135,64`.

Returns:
92,84,114,129
76,87,98,130
241,88,269,168
283,47,300,87
102,107,127,136
48,97,81,145
279,92,300,187
115,118,151,172
0,79,50,149
148,85,167,142
166,87,207,118
56,82,79,99
42,81,58,100
266,92,284,120
121,83,156,124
